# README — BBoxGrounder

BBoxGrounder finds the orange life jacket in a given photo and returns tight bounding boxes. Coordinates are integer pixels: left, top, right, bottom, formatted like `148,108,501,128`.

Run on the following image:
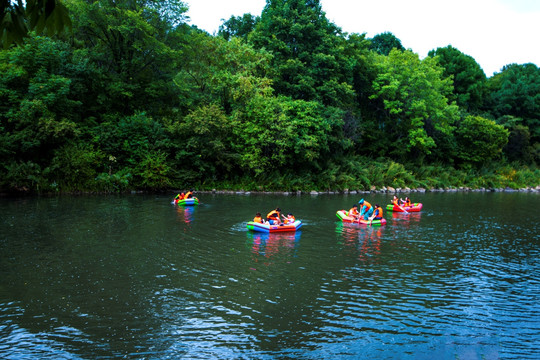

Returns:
253,216,263,223
349,207,359,216
184,191,193,199
373,206,383,219
361,201,372,210
404,200,411,207
392,198,399,206
285,215,295,224
267,210,280,219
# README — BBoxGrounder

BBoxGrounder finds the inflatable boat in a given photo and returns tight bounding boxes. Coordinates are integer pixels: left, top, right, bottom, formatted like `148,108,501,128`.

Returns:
336,210,386,226
247,220,303,233
175,197,199,206
385,203,422,212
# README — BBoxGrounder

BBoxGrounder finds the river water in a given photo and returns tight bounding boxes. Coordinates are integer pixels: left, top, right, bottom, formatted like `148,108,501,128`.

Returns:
0,192,538,359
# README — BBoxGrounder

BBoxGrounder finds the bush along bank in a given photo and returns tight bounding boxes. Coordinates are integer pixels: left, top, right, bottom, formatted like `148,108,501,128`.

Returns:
192,185,540,196
181,162,540,195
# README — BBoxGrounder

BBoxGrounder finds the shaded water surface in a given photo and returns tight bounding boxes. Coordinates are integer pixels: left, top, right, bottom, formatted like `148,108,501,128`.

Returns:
1,193,539,359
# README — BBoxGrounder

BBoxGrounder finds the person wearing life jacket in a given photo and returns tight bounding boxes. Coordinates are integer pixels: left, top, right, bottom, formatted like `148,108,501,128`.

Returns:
402,197,412,207
369,204,384,221
282,213,295,224
266,208,281,225
183,190,193,199
253,212,264,224
348,204,359,220
358,199,373,220
174,193,184,203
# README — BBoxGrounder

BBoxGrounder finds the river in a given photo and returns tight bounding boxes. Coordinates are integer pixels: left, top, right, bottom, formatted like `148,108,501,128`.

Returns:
1,192,539,359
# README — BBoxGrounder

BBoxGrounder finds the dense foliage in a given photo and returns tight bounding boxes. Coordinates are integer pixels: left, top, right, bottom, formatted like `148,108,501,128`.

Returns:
1,0,539,193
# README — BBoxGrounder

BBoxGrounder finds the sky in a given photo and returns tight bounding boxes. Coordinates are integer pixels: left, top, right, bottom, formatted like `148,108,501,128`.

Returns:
183,0,540,77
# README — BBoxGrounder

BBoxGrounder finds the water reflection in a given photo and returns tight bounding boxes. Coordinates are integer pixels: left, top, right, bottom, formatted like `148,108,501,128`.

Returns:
176,204,196,225
391,210,422,223
336,222,384,262
246,231,302,266
1,193,539,359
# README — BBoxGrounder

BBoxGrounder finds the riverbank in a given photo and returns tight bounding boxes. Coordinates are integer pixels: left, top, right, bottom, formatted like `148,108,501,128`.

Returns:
2,161,539,196
186,185,540,196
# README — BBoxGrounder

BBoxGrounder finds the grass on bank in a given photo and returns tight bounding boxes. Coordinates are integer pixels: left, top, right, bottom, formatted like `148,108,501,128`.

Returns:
195,160,540,193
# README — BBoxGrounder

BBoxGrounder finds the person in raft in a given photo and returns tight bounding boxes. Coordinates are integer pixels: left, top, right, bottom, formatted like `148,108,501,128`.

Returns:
400,196,412,207
358,199,373,220
392,195,402,206
348,204,360,220
184,189,194,199
266,208,282,225
369,204,384,221
282,213,295,224
174,193,184,202
253,212,265,224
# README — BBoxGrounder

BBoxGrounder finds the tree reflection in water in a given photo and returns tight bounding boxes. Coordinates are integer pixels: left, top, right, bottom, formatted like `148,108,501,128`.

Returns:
337,222,384,262
246,231,302,267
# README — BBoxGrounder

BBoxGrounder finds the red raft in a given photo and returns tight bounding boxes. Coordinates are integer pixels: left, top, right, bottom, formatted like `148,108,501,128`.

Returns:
246,220,302,233
385,203,423,212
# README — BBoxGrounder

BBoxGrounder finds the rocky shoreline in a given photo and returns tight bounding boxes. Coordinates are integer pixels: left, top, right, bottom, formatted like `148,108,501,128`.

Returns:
187,185,540,196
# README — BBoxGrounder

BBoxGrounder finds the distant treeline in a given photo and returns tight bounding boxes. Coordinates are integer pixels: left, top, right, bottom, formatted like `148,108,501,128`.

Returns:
1,0,539,193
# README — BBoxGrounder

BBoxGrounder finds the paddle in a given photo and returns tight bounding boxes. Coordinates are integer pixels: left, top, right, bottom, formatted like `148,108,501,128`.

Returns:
397,203,408,213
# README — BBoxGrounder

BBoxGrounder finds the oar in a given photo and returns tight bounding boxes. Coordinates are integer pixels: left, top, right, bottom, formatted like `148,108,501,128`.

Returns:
398,203,408,213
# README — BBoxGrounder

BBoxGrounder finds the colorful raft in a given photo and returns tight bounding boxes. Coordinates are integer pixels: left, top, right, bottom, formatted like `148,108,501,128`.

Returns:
246,220,302,233
336,210,386,226
175,197,199,206
385,203,422,212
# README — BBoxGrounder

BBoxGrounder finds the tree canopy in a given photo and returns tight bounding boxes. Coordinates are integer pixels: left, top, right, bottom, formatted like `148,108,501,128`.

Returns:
0,0,538,193
428,45,486,112
1,0,71,48
249,0,354,108
369,32,404,56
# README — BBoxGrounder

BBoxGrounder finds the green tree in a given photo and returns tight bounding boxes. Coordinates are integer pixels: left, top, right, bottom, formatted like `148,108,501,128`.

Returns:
95,112,168,170
65,0,187,116
48,143,105,191
369,49,459,161
174,32,273,114
0,35,83,191
504,124,534,163
167,104,237,184
249,0,354,108
218,13,259,41
170,33,273,183
428,45,486,112
455,115,508,165
368,32,404,56
1,0,71,48
342,33,379,148
485,63,540,144
232,94,347,177
136,150,171,190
